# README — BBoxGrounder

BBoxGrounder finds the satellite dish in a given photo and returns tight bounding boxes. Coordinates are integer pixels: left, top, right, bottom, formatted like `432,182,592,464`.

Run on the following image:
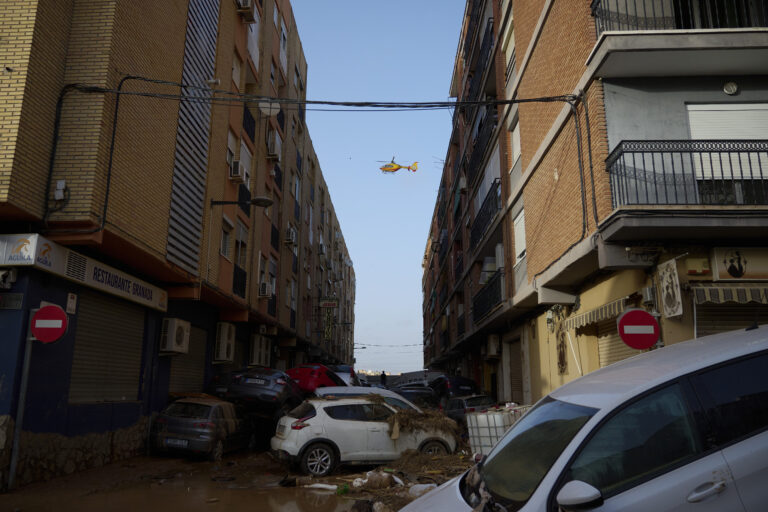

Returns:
258,101,281,116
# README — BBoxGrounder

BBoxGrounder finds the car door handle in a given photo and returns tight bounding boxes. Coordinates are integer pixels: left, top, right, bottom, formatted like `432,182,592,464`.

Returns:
686,480,727,503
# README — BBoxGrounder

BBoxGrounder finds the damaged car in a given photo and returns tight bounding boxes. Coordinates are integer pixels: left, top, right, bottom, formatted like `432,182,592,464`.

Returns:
270,397,458,476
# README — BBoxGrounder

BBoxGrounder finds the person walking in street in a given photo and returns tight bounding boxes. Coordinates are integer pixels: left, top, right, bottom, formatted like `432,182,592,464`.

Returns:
380,371,387,388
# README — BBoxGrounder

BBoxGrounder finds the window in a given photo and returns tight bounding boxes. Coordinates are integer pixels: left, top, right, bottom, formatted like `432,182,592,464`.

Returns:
568,383,702,496
227,131,237,167
325,404,367,421
294,175,301,198
294,66,301,89
273,4,279,26
239,141,252,189
247,12,260,70
510,120,521,168
690,352,768,446
383,397,412,410
232,54,241,89
364,404,393,422
270,61,276,88
221,216,233,258
513,210,526,264
234,220,248,267
279,19,288,74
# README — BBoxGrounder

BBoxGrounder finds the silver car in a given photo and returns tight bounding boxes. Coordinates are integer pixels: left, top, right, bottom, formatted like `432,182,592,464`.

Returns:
403,326,768,511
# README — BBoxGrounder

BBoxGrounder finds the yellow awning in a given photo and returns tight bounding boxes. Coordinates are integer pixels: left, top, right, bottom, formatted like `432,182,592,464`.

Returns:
564,297,628,330
692,284,768,305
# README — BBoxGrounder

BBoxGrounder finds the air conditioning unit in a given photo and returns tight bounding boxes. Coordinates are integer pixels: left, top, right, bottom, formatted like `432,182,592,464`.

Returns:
229,160,246,183
267,130,282,161
486,334,500,359
459,176,467,190
215,322,235,362
160,318,190,355
284,227,297,245
258,281,273,297
235,0,256,22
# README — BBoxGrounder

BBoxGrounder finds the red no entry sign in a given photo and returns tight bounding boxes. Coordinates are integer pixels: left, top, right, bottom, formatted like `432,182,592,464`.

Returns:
31,305,68,343
617,308,659,350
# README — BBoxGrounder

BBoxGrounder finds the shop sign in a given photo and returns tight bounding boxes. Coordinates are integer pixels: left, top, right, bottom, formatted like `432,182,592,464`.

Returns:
714,248,768,281
657,259,683,318
0,293,23,310
0,234,168,311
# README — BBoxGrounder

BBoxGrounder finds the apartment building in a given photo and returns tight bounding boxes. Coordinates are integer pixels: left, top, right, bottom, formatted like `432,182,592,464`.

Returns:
423,0,767,404
0,0,354,486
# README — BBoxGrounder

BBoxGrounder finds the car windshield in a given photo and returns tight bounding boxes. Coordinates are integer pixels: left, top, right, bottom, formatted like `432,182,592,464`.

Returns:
163,402,212,419
480,397,596,509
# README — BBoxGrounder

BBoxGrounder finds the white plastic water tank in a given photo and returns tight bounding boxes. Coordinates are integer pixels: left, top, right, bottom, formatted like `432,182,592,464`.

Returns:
466,410,515,456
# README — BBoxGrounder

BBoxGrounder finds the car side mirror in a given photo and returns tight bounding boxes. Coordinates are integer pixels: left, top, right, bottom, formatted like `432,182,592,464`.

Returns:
556,480,604,511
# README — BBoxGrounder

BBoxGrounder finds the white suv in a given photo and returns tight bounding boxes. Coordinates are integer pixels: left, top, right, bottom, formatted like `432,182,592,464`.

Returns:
403,326,768,511
270,397,456,476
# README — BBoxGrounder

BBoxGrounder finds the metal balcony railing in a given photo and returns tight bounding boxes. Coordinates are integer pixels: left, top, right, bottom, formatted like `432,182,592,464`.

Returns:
438,285,448,309
473,269,504,322
463,0,483,62
467,20,495,103
243,105,256,141
233,264,247,298
467,111,498,188
606,140,768,207
271,224,280,250
470,179,502,250
591,0,768,38
238,184,251,217
454,253,464,281
438,232,450,265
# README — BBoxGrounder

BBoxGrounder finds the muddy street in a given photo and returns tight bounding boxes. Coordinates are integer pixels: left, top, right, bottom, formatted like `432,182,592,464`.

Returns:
0,452,355,512
1,447,473,512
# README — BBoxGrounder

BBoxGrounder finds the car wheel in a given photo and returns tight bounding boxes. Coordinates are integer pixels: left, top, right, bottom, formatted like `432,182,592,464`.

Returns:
301,442,336,477
421,440,448,456
209,439,224,461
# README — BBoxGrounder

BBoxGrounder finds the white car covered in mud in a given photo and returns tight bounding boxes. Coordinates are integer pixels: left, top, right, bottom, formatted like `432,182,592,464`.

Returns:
271,397,457,476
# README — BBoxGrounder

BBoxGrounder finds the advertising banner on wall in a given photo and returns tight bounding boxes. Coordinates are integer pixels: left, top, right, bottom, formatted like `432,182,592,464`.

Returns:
714,248,768,281
0,234,168,311
657,259,683,318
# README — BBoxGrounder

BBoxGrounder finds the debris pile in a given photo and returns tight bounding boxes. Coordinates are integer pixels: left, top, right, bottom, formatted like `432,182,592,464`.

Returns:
386,409,461,442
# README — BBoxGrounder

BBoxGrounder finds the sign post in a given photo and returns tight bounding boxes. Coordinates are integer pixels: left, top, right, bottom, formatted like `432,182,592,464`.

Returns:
617,308,660,350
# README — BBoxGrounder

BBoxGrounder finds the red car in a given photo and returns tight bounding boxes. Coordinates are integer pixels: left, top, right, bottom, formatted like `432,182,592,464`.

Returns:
286,364,346,393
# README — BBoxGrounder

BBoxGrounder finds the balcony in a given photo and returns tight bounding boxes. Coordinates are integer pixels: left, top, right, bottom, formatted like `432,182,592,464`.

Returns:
463,0,483,62
588,0,768,78
243,105,256,141
472,269,504,322
267,295,277,317
438,230,449,265
602,139,768,241
238,184,251,217
271,224,280,250
467,20,495,103
294,199,300,220
277,108,285,133
454,253,464,280
233,264,247,298
273,164,283,190
470,179,501,250
466,110,498,188
457,313,466,339
438,285,448,310
440,330,450,353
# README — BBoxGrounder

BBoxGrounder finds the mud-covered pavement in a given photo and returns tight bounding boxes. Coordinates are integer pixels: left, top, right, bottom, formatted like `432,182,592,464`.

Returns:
1,449,473,512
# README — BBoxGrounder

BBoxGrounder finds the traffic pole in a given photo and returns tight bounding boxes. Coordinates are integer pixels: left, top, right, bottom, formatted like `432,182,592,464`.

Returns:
7,333,33,490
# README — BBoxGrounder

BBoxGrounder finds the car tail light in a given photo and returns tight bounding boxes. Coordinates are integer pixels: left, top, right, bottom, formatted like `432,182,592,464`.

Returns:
291,416,313,430
276,378,287,385
194,422,215,429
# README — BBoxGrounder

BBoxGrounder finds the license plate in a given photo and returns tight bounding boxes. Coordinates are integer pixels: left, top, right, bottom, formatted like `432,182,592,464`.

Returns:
245,378,266,385
165,438,188,448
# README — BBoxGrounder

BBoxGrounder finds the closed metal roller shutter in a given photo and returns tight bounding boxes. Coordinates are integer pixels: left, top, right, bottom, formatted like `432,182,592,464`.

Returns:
169,326,207,393
69,290,145,403
508,340,524,404
597,319,643,368
696,304,768,337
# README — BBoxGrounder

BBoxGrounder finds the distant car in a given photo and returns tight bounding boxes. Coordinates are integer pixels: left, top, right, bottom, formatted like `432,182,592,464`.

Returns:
326,364,361,386
271,397,457,476
403,326,768,511
429,375,479,408
391,383,439,409
314,386,423,412
287,364,347,393
223,367,304,419
150,398,254,461
444,394,497,428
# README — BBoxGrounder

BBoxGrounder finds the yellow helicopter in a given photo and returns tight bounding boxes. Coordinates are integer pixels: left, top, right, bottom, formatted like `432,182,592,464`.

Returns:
378,157,418,174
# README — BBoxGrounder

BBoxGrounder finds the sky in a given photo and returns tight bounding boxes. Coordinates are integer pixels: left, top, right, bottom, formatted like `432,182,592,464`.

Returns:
291,1,466,374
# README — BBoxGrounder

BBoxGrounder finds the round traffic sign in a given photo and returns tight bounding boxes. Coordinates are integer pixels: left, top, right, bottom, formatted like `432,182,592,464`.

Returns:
31,305,68,343
617,308,659,350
